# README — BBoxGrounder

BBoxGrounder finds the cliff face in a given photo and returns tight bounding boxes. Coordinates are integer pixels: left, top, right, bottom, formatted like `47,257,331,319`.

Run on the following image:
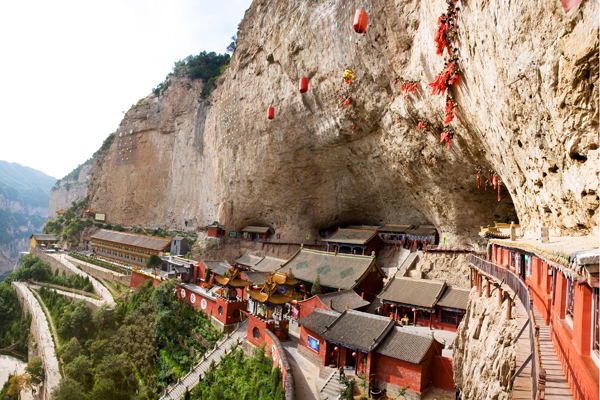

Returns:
453,288,517,400
0,161,55,276
48,162,92,219
88,0,598,246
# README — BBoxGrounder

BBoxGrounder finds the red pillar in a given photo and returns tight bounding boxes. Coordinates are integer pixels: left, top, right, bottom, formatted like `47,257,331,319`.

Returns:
553,273,567,319
573,282,593,355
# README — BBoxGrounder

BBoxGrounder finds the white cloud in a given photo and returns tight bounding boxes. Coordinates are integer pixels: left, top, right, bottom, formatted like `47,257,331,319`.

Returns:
0,0,251,179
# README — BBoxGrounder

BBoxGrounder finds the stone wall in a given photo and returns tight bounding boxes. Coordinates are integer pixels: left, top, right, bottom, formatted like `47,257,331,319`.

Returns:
66,256,131,286
453,288,517,400
264,329,295,400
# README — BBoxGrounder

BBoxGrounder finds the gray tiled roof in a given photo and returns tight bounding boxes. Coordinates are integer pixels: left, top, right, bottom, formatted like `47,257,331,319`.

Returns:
320,310,395,352
31,234,57,241
378,277,446,309
317,290,370,313
235,254,263,267
278,248,383,290
91,229,171,251
252,256,287,273
241,226,273,234
242,271,268,285
374,326,436,364
201,260,232,276
298,308,339,333
437,286,470,310
405,225,437,236
377,224,413,233
323,228,379,245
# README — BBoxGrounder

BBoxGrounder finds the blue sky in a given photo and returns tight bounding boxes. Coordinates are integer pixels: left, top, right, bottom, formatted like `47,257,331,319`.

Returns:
0,0,253,179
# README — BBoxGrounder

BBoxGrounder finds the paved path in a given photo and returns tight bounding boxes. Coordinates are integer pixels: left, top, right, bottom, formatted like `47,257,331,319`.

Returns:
29,283,103,309
49,254,114,304
0,355,34,400
160,320,249,400
65,255,126,277
282,332,320,400
12,282,61,399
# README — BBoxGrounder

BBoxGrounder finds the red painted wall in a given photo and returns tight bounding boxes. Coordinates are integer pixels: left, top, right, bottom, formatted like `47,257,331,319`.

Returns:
130,270,162,289
247,314,276,347
371,352,423,393
176,284,247,325
298,325,328,366
297,296,329,320
263,330,289,386
357,270,384,301
432,356,455,391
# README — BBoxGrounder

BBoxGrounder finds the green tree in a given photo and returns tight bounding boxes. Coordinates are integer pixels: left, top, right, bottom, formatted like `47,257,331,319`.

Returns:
65,355,93,391
311,274,322,295
51,377,85,400
25,357,44,387
58,337,82,364
146,254,162,274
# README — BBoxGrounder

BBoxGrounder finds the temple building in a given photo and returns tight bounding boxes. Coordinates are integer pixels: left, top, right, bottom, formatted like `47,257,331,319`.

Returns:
246,272,303,345
29,234,58,252
56,208,66,218
206,221,226,237
278,247,386,301
378,277,469,332
487,236,599,399
90,229,171,267
323,228,382,256
297,308,452,396
241,226,273,242
296,289,370,320
160,255,195,282
169,236,189,256
234,254,264,270
192,260,234,285
235,254,287,273
82,209,96,219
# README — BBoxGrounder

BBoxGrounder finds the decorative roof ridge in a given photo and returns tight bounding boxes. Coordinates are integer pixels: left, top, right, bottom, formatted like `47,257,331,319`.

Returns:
369,319,397,352
91,229,171,242
311,308,341,318
299,247,376,259
317,289,355,298
345,308,394,322
393,325,437,339
323,309,347,332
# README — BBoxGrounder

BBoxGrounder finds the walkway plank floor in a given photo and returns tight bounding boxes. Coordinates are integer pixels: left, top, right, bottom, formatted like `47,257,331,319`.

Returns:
533,308,573,399
512,300,533,400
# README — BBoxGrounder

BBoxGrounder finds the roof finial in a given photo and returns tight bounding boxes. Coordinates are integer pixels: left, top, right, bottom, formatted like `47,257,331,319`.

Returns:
345,305,349,311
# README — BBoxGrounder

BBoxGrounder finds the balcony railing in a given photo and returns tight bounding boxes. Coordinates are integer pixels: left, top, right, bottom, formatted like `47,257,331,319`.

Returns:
470,255,545,400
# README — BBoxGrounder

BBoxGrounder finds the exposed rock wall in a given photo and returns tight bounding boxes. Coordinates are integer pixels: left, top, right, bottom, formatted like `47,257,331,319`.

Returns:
416,253,472,287
88,0,598,246
48,163,92,219
453,288,518,400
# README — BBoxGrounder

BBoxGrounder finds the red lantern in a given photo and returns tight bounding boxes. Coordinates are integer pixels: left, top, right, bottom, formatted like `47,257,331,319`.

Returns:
299,77,308,93
352,352,357,357
353,9,368,34
267,107,274,120
334,346,339,351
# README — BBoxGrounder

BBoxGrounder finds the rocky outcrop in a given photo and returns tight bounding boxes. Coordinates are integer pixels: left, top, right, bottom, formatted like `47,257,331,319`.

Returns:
416,253,472,287
48,162,92,219
88,0,598,246
453,288,518,400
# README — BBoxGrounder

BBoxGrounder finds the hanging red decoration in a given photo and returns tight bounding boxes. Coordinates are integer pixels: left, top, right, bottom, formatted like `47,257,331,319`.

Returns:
476,170,481,189
493,175,499,190
428,58,460,96
267,107,275,120
440,128,455,151
299,77,308,93
488,171,493,187
352,352,357,357
400,80,418,99
353,9,368,34
498,182,501,201
334,346,339,351
444,95,456,124
417,120,428,132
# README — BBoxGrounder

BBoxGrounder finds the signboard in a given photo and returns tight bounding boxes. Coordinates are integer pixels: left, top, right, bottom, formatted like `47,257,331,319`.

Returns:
229,231,237,237
95,213,106,222
307,335,319,353
442,235,448,244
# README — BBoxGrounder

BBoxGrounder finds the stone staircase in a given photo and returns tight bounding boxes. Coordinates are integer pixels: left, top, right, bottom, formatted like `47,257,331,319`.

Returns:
396,251,420,277
160,319,249,399
319,370,344,400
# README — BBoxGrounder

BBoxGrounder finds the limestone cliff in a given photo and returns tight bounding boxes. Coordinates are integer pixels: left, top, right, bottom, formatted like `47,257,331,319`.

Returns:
453,288,518,400
88,0,598,246
48,161,92,219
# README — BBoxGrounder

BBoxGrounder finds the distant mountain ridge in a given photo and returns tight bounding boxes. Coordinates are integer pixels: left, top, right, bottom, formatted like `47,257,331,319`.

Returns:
0,160,56,278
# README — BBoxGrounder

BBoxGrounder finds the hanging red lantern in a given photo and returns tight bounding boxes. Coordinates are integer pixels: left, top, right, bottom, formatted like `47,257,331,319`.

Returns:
334,346,339,351
353,9,368,34
299,77,308,93
267,107,275,120
352,352,357,357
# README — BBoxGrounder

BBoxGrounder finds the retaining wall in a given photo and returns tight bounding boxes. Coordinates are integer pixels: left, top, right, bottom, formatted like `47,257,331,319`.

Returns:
264,329,295,400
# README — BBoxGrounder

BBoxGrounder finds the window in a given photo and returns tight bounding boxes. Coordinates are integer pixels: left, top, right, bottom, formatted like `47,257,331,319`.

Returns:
526,255,532,277
593,288,599,359
441,309,457,325
566,278,575,321
218,306,223,315
252,327,260,339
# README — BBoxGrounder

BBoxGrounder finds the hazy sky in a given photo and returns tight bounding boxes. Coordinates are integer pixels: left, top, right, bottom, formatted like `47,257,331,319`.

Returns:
0,0,252,179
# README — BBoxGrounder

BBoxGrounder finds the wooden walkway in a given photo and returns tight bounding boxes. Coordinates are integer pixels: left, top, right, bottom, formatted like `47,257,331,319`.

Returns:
533,308,573,399
512,300,533,400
